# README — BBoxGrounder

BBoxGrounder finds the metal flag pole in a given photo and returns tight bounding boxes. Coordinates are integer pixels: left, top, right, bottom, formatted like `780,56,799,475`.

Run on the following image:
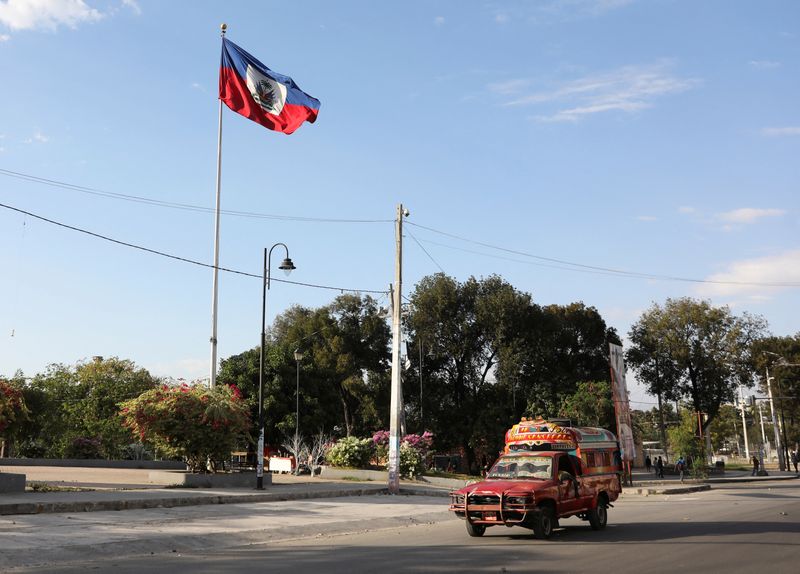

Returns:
209,23,227,387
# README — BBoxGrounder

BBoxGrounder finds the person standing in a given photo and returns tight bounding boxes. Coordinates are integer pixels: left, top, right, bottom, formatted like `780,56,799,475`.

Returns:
751,454,760,476
645,455,652,473
676,456,686,483
791,450,798,474
656,456,664,479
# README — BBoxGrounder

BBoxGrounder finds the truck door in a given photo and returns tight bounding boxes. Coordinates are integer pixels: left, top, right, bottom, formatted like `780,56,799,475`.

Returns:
556,454,580,513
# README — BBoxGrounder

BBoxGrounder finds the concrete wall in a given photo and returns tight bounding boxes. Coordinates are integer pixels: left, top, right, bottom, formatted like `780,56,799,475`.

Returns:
0,473,26,493
148,470,269,488
0,458,185,470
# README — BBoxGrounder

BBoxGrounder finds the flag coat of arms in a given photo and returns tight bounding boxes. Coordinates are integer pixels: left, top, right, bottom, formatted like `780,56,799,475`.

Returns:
219,38,320,134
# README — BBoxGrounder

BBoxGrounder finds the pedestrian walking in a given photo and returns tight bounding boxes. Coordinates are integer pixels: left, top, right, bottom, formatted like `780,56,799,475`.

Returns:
645,455,652,473
656,456,664,479
751,454,760,476
676,456,686,483
791,450,798,474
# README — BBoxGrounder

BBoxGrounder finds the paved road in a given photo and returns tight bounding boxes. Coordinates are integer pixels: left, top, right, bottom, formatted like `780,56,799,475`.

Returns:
3,481,799,573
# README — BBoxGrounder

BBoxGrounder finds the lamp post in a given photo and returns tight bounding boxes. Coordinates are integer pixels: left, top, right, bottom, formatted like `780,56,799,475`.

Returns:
257,243,296,490
293,349,303,443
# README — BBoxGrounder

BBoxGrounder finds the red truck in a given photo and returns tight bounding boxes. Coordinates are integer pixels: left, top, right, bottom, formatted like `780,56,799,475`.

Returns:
449,418,622,539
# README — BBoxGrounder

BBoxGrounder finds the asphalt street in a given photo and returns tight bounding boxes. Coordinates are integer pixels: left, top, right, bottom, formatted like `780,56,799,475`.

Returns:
3,481,799,573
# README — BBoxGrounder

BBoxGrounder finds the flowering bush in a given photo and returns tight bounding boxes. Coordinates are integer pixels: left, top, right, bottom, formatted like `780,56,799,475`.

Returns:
399,442,424,478
120,383,250,473
325,436,375,468
0,379,27,435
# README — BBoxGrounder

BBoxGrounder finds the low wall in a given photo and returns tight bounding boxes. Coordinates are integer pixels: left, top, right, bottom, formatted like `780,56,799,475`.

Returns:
148,470,269,488
0,458,186,470
0,472,26,494
318,466,465,489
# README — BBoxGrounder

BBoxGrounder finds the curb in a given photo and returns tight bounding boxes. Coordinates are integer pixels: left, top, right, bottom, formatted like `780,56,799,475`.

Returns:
628,484,712,496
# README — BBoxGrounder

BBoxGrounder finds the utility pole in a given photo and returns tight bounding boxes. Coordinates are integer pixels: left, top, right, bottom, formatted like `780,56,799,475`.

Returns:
388,204,408,494
738,386,750,459
765,365,784,471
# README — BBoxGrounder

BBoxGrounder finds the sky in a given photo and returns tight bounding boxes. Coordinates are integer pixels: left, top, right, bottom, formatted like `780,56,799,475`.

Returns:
1,0,798,410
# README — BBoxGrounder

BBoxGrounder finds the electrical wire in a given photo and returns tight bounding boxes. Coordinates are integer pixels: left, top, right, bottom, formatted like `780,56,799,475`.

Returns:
0,202,388,295
0,168,393,224
406,229,446,274
406,221,800,288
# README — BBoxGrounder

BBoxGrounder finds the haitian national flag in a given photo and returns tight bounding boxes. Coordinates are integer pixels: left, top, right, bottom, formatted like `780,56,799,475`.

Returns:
219,38,320,134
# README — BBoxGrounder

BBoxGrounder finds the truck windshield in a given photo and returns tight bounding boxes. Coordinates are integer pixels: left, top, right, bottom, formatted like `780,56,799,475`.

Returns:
487,456,551,480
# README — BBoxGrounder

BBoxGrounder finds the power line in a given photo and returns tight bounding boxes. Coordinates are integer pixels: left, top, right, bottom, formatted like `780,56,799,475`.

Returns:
0,168,392,224
406,229,446,274
0,202,388,295
406,221,800,288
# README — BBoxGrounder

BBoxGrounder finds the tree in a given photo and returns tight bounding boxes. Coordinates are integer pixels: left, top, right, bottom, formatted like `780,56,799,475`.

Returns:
0,377,28,456
11,358,158,458
558,381,615,429
627,298,767,438
120,382,250,472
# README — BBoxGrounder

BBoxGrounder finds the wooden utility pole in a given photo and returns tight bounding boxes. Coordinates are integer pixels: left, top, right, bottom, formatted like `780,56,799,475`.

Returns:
388,204,407,494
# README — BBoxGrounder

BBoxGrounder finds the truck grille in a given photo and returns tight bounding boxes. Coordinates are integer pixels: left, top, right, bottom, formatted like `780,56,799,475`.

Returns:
468,494,500,506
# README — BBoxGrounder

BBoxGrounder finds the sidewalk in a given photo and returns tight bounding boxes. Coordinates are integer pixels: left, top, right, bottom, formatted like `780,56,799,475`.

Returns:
627,467,799,495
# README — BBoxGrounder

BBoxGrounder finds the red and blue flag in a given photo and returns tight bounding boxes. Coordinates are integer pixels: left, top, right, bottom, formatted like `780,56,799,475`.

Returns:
219,38,320,135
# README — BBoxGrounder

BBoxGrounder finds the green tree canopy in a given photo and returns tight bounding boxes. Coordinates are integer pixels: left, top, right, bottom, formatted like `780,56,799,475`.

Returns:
626,298,767,434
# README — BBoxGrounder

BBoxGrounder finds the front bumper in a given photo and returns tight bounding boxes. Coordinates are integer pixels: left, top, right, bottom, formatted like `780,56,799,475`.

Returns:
449,490,536,525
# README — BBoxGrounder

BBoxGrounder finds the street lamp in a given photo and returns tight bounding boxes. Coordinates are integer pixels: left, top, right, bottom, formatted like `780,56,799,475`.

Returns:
293,349,303,444
257,243,296,490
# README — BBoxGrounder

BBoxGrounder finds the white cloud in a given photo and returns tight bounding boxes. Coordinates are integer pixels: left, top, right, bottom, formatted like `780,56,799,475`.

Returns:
695,249,800,298
487,79,531,95
749,60,781,69
0,0,103,31
23,130,49,143
678,206,696,214
532,0,634,20
495,13,509,24
762,126,800,137
0,33,9,41
501,62,698,123
635,215,657,221
434,16,444,26
121,0,141,16
717,208,785,224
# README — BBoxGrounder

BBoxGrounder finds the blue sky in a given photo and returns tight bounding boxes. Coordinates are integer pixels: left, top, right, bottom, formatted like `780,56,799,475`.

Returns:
1,0,798,409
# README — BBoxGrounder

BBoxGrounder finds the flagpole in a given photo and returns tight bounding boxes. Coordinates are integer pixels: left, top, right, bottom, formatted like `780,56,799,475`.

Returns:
209,22,227,388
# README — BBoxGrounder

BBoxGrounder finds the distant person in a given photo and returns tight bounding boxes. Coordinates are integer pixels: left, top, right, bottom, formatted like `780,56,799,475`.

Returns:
676,456,686,483
645,455,652,473
791,450,798,474
751,455,760,476
656,456,664,479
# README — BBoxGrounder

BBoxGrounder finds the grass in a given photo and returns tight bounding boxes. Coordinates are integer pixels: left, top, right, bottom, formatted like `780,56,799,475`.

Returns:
27,482,94,493
339,476,372,481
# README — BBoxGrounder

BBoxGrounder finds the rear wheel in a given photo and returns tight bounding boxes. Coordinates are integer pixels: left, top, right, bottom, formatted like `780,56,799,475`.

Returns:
588,499,608,530
532,505,555,539
466,521,486,537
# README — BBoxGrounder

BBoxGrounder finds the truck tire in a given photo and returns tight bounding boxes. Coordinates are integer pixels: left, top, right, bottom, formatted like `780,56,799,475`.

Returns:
466,521,486,537
588,498,608,530
533,505,555,539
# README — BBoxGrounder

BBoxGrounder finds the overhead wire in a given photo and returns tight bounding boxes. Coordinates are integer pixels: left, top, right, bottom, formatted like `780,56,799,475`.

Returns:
406,229,446,274
406,221,800,288
0,202,388,295
0,168,392,224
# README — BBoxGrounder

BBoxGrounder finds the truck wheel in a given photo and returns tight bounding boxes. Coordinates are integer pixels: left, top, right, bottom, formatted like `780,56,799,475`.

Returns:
588,500,608,530
466,521,486,537
533,506,555,539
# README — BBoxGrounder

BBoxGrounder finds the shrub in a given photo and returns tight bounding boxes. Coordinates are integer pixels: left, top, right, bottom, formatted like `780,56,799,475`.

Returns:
399,442,423,478
120,383,250,473
325,436,375,468
0,378,27,435
65,436,103,459
122,442,153,461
